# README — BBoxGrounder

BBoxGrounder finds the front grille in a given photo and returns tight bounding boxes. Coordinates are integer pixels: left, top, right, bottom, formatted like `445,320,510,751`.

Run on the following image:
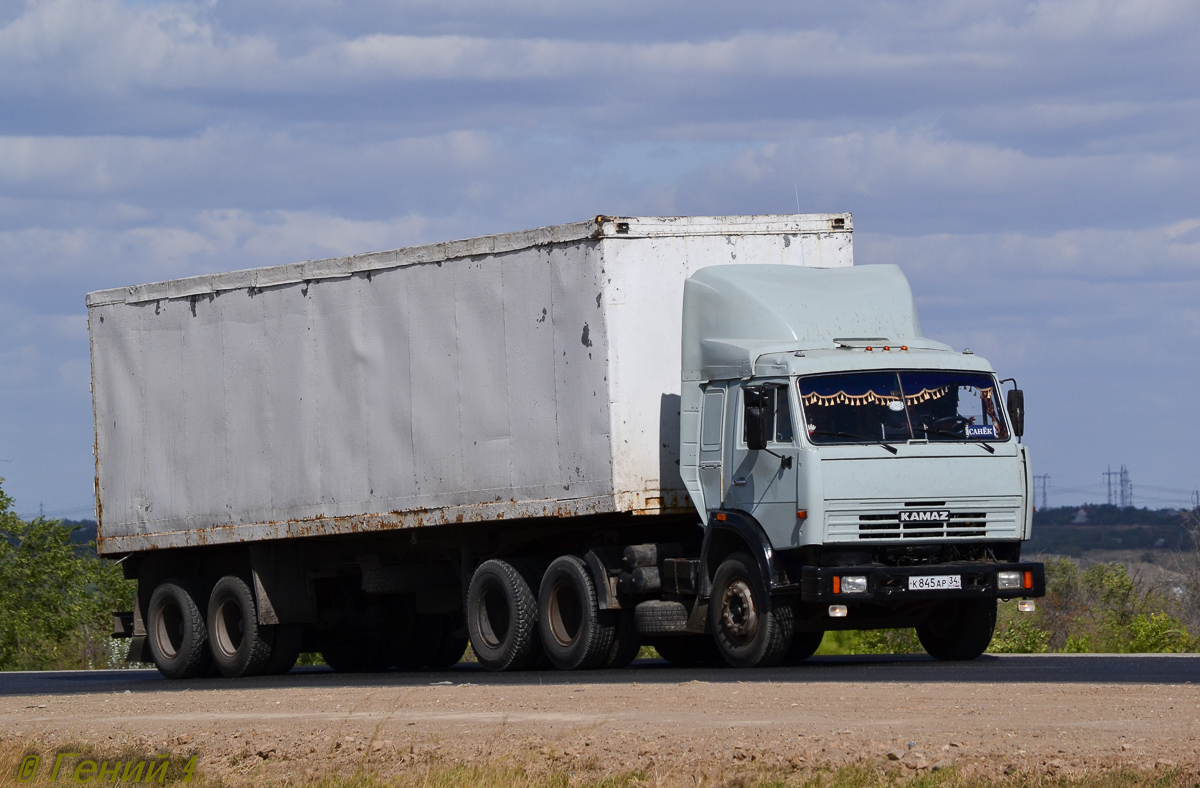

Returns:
857,511,988,539
824,497,1021,542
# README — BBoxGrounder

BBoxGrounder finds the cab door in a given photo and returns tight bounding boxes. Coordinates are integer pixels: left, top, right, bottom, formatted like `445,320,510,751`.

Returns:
697,384,727,513
723,382,799,544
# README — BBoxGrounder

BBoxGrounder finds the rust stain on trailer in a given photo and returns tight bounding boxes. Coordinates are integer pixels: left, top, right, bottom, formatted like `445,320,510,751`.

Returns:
97,490,693,555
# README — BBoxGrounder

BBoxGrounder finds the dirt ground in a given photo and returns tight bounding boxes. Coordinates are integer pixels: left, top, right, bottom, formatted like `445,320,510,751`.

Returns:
2,663,1199,785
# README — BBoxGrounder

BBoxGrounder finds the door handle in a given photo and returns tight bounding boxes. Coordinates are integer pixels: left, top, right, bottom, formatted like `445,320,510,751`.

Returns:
732,478,747,486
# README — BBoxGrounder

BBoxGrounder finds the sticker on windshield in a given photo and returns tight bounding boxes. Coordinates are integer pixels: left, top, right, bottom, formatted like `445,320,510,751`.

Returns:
965,424,997,439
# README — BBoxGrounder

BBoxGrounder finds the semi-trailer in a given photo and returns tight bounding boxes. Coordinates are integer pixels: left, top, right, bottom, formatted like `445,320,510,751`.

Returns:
88,213,1044,677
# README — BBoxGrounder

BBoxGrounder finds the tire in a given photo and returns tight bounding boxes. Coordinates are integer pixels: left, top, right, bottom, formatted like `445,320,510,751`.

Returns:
916,599,997,661
783,630,824,664
604,608,642,669
649,635,724,667
538,555,616,670
146,578,214,680
207,575,274,678
634,600,689,635
467,559,542,671
709,552,793,668
262,624,304,675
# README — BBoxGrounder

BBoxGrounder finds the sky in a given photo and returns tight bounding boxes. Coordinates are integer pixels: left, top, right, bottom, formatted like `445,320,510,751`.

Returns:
0,0,1198,518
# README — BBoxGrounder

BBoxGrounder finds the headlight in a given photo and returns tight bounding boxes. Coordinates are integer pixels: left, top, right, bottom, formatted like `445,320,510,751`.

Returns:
840,575,867,594
997,571,1022,590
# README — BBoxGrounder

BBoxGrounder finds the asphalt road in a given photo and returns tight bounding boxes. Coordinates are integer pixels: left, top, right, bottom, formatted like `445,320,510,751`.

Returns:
2,653,1196,697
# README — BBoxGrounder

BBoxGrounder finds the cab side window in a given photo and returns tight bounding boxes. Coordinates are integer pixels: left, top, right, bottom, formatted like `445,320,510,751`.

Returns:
742,384,794,444
701,388,725,452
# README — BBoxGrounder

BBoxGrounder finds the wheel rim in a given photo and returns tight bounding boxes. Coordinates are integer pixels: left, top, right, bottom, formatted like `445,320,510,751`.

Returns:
213,596,245,658
154,600,184,659
547,579,583,648
477,583,510,649
720,578,759,646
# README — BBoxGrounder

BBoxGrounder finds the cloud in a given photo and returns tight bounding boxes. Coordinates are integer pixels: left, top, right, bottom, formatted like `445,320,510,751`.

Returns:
862,223,1200,499
1,0,1199,509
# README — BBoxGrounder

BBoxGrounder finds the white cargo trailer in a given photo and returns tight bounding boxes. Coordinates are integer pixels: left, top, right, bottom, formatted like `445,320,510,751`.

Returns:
89,214,851,553
91,213,1042,679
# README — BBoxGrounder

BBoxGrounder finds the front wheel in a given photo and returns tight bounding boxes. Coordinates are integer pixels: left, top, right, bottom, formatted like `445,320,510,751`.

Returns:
916,599,997,660
709,552,792,668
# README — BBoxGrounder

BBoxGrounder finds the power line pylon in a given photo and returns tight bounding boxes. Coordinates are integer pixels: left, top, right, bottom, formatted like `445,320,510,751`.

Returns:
1034,474,1050,510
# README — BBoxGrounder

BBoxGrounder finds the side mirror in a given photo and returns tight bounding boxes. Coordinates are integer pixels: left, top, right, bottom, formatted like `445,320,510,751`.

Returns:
744,386,770,451
1006,388,1025,438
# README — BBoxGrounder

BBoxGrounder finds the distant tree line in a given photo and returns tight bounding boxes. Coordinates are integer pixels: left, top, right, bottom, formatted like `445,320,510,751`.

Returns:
1033,504,1190,527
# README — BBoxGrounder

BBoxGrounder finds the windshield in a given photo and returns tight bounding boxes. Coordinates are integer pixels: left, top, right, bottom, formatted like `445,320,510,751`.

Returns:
798,370,1009,445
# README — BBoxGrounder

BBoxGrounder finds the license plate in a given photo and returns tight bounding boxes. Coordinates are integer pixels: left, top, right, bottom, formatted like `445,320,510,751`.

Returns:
908,575,961,591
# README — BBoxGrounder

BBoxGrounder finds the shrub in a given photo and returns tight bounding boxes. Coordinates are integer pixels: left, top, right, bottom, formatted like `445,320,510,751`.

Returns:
0,478,134,670
817,628,922,655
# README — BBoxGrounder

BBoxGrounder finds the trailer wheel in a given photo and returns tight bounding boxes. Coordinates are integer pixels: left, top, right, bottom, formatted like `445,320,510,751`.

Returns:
207,575,274,678
262,624,304,675
916,599,997,660
783,630,824,664
467,559,542,671
603,608,642,669
146,578,214,680
538,555,616,670
709,552,793,668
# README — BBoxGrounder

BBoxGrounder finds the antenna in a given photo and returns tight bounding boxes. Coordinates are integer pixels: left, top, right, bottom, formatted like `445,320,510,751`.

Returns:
794,183,800,214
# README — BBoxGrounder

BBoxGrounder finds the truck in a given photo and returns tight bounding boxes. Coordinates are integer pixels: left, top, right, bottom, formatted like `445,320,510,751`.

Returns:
88,213,1044,678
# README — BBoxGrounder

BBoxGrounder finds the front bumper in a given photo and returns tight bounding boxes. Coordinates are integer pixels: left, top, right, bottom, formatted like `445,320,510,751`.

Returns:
800,561,1045,604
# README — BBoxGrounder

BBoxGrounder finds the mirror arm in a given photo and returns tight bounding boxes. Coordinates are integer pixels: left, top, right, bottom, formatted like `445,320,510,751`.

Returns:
761,448,793,469
1000,377,1024,443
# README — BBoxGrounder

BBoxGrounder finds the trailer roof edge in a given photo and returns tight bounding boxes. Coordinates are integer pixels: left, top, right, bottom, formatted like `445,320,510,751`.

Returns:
85,213,852,307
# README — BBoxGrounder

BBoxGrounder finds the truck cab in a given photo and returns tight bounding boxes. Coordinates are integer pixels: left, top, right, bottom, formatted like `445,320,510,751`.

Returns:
680,263,1044,665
